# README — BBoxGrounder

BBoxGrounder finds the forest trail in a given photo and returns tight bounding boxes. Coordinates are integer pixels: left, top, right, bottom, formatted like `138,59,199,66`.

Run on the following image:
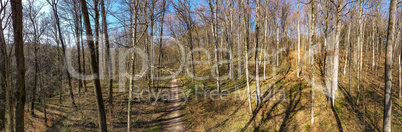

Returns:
163,75,185,132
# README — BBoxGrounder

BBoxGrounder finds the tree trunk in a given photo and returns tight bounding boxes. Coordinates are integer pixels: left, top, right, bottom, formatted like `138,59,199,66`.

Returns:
40,67,47,127
240,0,252,113
297,0,300,78
127,1,138,131
332,0,342,107
209,0,220,94
79,0,108,131
0,14,7,131
73,0,82,97
345,24,351,75
399,55,401,99
384,0,397,131
255,0,261,106
54,22,63,104
157,0,166,89
100,0,113,111
150,0,155,89
357,0,365,103
309,0,315,124
94,0,100,65
48,0,76,106
80,14,87,92
11,0,26,131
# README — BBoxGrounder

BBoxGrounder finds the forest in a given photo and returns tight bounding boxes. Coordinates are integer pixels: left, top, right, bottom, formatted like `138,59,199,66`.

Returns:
0,0,402,131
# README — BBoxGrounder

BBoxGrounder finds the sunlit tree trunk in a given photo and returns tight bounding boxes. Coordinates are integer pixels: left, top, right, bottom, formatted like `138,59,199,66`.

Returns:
309,0,315,124
331,0,343,107
127,1,138,131
209,0,221,94
255,0,261,106
297,0,300,78
240,0,252,113
384,0,397,131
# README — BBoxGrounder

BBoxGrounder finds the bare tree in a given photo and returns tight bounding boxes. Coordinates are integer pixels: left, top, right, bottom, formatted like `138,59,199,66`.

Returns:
240,0,252,113
79,0,108,131
26,0,47,115
128,0,139,131
100,0,113,110
209,0,221,94
0,0,9,130
71,0,83,97
47,0,75,106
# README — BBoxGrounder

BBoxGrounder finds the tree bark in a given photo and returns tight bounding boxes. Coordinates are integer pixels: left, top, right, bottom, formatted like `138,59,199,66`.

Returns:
309,0,315,124
332,0,342,107
384,0,397,131
11,0,26,131
255,0,261,106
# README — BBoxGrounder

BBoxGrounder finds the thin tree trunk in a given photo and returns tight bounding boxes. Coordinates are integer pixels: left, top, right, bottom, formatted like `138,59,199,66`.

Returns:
345,24,351,75
399,55,401,99
100,0,113,111
80,14,87,92
40,66,47,127
47,0,76,106
209,0,221,94
264,13,268,80
297,0,300,78
384,0,397,131
357,0,364,104
372,23,376,70
53,22,63,105
127,1,138,131
79,0,108,131
94,0,100,65
150,0,155,89
255,0,261,106
309,0,315,124
344,44,348,75
31,37,38,114
240,0,252,113
0,15,7,131
157,0,166,89
73,0,82,97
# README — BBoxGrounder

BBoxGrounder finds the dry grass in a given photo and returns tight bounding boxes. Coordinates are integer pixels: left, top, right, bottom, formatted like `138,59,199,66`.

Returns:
21,49,402,131
182,49,402,131
24,79,169,132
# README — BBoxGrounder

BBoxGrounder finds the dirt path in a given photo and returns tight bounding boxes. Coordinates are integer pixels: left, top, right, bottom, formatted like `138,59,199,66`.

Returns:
163,75,185,132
